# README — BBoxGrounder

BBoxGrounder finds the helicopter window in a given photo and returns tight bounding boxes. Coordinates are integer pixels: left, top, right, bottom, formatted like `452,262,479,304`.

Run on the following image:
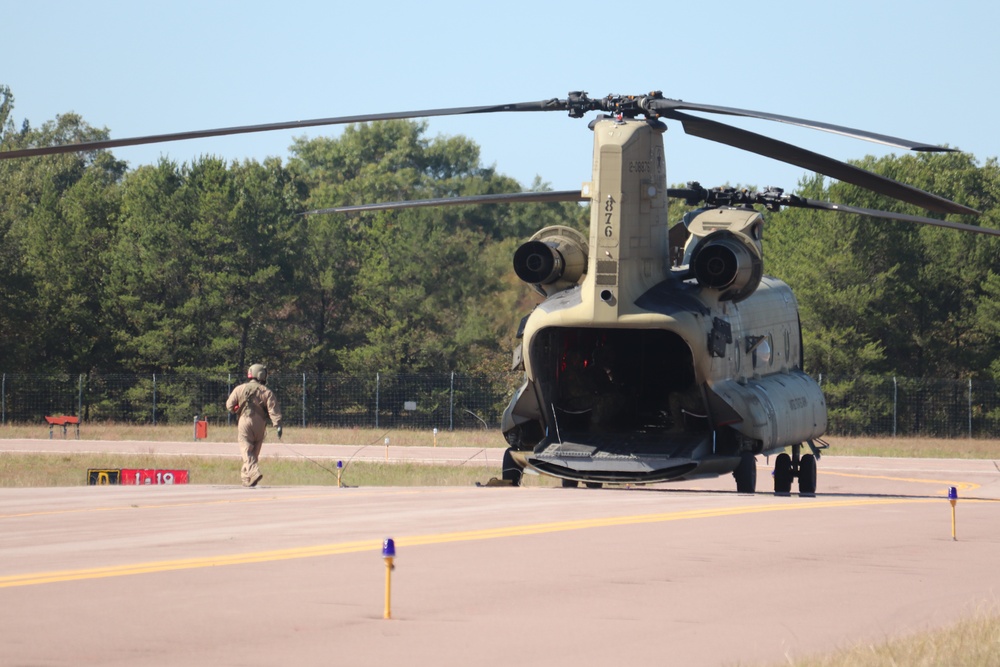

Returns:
754,336,772,368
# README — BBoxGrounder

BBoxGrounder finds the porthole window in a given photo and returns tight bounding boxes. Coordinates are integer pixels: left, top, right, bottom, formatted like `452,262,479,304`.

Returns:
755,336,772,368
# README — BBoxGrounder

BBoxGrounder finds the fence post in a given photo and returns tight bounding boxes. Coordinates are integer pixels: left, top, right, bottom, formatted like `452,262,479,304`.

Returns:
152,373,157,426
302,372,307,428
892,376,897,437
227,373,232,426
449,371,455,431
375,372,380,429
78,374,83,419
1,373,5,425
968,378,973,438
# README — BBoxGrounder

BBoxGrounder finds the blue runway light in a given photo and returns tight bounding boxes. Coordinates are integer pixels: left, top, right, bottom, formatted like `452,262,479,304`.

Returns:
382,537,396,619
948,487,958,541
337,460,343,469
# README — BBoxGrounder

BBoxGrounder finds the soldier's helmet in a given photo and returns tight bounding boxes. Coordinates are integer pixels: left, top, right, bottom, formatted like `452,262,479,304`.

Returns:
247,363,268,384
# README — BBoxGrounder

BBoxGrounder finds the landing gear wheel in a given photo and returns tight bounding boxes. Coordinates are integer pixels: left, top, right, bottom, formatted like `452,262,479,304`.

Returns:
501,449,522,487
798,454,817,496
773,453,793,495
561,478,579,488
585,482,603,489
734,452,757,494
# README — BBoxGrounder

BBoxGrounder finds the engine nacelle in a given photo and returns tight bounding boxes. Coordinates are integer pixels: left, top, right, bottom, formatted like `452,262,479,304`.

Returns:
690,230,763,303
513,226,589,296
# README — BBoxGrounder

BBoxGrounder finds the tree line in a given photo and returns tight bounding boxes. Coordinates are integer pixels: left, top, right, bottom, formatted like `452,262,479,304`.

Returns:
0,85,584,378
2,84,998,386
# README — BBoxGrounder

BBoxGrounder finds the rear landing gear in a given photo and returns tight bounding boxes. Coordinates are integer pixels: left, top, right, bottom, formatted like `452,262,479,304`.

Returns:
799,454,817,496
733,451,757,494
773,453,793,494
772,442,819,496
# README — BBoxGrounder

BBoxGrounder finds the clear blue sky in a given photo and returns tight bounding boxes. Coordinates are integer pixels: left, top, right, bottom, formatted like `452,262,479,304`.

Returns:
4,0,998,197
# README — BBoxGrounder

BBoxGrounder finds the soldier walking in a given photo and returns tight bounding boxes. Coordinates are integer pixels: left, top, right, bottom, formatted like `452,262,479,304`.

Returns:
226,364,283,487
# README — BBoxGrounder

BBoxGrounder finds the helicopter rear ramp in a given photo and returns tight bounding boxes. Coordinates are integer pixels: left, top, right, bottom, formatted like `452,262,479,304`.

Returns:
519,433,740,484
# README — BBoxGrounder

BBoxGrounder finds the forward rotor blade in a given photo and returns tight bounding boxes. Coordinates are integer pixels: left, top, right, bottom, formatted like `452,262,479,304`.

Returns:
302,189,586,216
0,99,567,160
645,97,955,152
786,197,1000,236
662,110,979,216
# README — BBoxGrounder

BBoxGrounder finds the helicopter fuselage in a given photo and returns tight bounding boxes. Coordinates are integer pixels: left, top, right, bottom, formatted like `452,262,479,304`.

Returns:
501,116,827,486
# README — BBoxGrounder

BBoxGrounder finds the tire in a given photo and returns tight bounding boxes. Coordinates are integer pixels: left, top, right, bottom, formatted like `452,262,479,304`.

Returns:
585,481,603,489
561,478,579,488
799,454,817,495
734,452,757,494
773,453,793,495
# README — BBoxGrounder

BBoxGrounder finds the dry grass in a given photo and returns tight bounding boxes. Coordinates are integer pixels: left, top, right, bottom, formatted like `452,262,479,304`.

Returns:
822,436,1000,460
0,451,558,488
761,611,1000,667
3,424,998,459
0,423,513,487
0,422,500,448
0,425,995,489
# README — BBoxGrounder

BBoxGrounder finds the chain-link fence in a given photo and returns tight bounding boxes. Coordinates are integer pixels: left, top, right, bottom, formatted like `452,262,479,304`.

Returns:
0,372,518,431
819,375,1000,438
2,371,999,437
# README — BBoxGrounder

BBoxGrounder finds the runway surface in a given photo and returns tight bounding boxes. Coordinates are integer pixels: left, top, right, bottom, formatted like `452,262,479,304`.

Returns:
1,439,998,666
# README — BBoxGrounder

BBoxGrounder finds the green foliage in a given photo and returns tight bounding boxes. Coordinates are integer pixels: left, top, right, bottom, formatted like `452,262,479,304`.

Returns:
766,155,1000,380
0,111,126,372
975,271,1000,380
107,156,304,374
0,98,585,379
287,120,581,375
3,87,999,392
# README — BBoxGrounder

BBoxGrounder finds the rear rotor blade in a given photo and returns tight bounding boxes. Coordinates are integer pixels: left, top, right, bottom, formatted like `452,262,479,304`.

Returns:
0,89,963,167
662,110,979,216
0,99,568,160
645,96,956,152
302,189,586,216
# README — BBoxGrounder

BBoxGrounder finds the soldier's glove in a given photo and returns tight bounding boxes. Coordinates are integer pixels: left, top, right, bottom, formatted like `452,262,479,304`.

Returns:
276,425,283,439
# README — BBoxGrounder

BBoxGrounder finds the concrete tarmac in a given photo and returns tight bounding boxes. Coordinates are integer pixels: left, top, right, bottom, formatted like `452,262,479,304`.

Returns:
1,440,998,666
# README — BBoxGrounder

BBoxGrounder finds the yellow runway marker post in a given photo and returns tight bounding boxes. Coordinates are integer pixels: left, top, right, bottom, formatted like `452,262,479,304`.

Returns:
949,486,958,541
382,538,395,619
336,460,343,488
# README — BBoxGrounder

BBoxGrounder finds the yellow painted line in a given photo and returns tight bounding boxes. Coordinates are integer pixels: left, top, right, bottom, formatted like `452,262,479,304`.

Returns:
0,539,384,588
823,470,980,492
0,496,929,589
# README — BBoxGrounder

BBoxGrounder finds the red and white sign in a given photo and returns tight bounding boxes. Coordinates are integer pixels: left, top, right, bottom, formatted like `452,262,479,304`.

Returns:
119,469,189,485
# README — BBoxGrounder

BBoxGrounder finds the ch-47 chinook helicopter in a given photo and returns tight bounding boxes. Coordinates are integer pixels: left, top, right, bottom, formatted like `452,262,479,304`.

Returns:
4,90,997,494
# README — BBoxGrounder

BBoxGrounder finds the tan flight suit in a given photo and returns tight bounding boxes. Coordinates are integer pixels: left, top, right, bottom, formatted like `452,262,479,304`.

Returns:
225,379,283,486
